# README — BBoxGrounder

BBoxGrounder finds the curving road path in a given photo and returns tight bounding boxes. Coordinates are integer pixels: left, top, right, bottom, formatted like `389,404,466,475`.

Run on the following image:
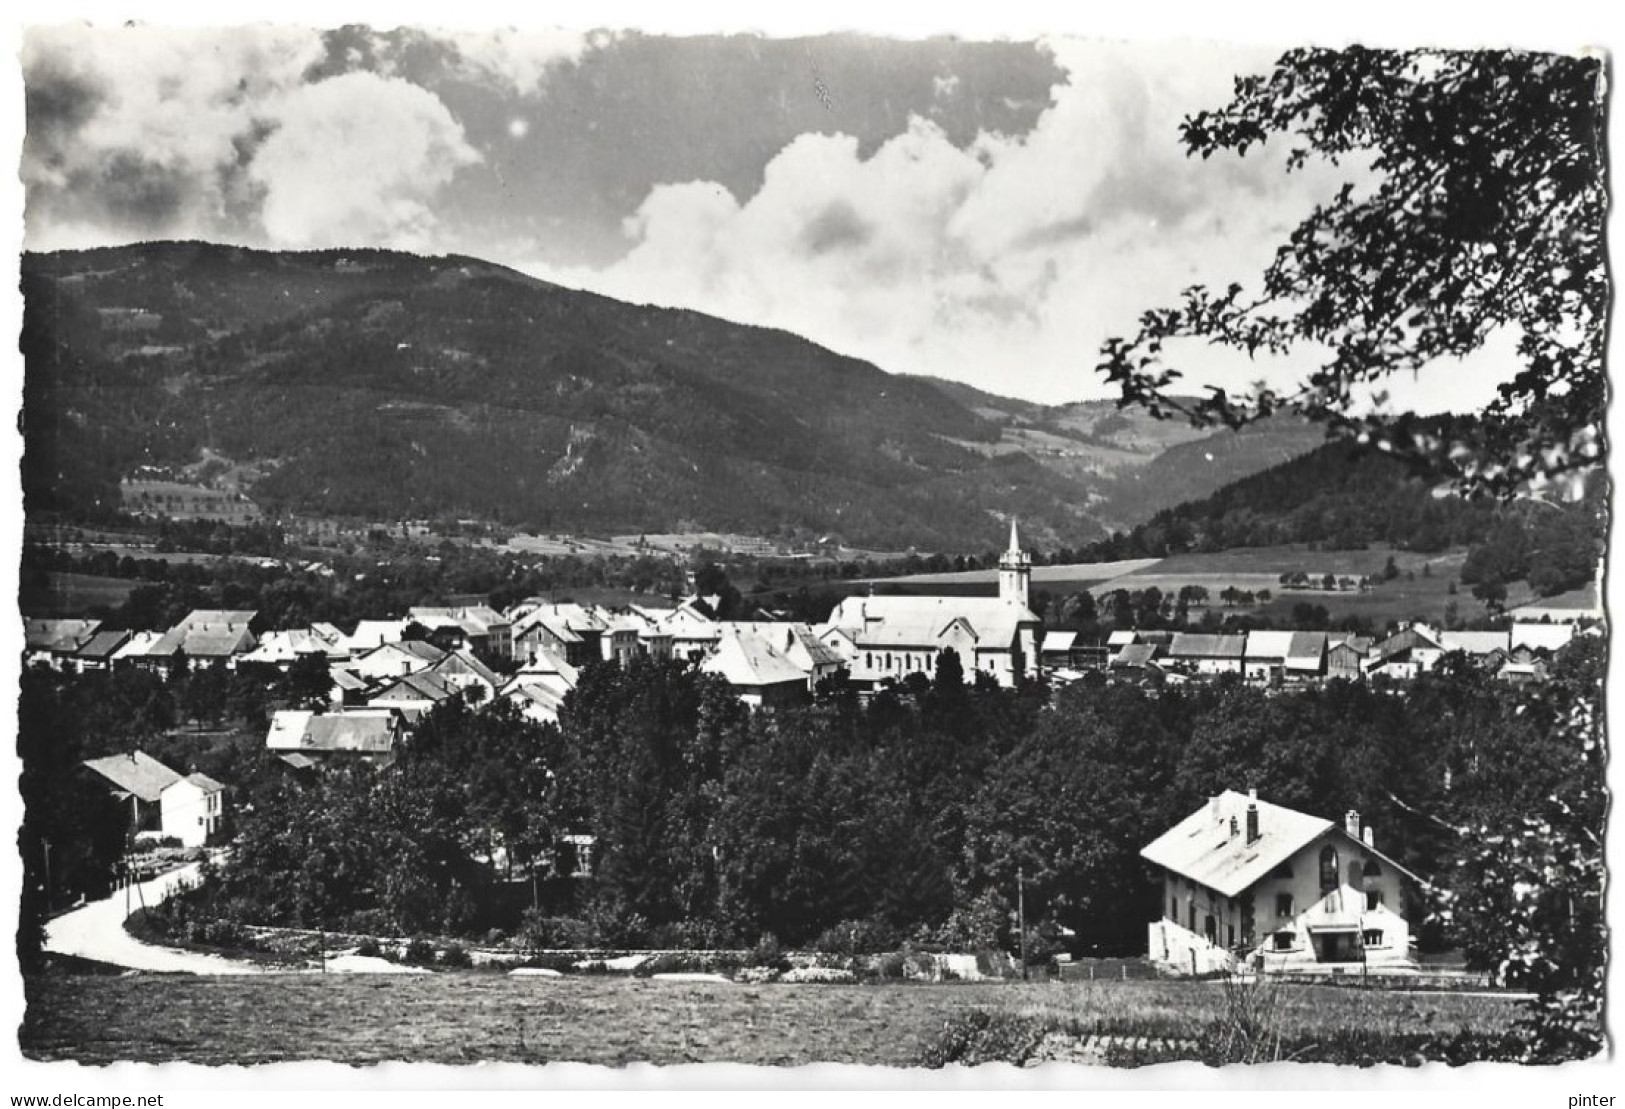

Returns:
43,860,274,975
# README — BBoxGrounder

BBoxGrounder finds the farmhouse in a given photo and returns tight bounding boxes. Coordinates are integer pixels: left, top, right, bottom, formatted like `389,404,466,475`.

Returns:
1166,633,1246,676
24,619,103,670
159,772,227,847
699,627,813,710
1142,790,1419,976
265,708,404,766
817,522,1041,690
82,750,182,833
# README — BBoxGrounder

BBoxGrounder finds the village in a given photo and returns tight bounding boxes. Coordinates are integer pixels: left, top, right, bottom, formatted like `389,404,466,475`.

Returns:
23,522,1600,988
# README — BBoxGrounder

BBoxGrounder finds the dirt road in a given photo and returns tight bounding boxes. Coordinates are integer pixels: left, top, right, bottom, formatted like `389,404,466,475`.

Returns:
43,861,270,975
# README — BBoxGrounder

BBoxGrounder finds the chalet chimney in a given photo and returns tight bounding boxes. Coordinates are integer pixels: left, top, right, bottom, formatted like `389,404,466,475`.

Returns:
1362,826,1374,849
1208,795,1223,823
1345,809,1361,839
1246,798,1260,844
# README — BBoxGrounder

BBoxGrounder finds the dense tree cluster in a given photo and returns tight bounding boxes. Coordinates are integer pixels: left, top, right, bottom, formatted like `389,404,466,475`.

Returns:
182,641,1601,981
1099,48,1605,496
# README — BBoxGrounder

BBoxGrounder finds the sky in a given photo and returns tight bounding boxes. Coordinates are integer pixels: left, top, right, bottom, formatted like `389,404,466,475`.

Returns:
12,15,1592,412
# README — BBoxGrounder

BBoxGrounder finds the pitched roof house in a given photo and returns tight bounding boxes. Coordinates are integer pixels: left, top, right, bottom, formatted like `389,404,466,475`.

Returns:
1142,790,1419,976
82,750,184,831
1166,633,1247,675
265,709,403,765
699,627,814,709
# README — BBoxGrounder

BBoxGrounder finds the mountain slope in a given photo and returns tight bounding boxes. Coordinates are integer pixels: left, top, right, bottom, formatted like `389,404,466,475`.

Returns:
22,242,1327,550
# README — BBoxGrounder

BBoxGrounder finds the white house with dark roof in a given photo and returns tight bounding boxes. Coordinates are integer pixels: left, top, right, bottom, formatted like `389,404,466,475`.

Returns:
1141,790,1419,976
817,522,1041,690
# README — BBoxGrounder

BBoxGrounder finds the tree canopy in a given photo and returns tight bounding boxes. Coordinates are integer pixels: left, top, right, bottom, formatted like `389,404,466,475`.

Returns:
1098,47,1606,496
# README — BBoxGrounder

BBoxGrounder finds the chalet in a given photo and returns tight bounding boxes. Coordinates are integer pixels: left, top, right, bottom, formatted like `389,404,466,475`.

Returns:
82,751,183,834
1166,633,1246,677
24,619,102,670
159,772,226,847
149,610,259,670
265,709,404,766
1242,631,1293,684
817,522,1041,690
408,605,513,660
715,622,845,690
658,600,725,661
1039,630,1080,671
498,648,580,725
240,627,348,670
345,639,446,683
1108,642,1161,673
111,630,176,671
1142,790,1419,976
1325,636,1372,682
73,629,132,673
1363,625,1444,680
1284,631,1328,681
369,669,463,711
1437,630,1512,670
345,619,409,654
1511,622,1577,654
510,603,605,667
699,627,812,710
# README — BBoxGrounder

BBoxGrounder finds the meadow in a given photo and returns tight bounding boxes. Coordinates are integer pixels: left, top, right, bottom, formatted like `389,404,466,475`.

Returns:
20,972,1525,1068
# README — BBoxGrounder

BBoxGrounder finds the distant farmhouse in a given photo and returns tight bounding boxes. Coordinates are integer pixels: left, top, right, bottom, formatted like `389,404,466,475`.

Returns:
1142,790,1419,976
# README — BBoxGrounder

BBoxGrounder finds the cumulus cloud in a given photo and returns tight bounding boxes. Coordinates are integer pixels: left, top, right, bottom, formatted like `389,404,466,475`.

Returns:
251,72,479,249
22,25,327,244
530,38,1378,405
23,24,480,251
443,26,603,94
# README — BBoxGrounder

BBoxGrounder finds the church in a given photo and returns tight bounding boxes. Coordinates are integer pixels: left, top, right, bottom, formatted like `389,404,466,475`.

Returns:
816,521,1042,690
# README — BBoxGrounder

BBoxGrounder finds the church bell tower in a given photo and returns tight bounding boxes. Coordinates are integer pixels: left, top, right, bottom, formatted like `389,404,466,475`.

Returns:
999,519,1031,609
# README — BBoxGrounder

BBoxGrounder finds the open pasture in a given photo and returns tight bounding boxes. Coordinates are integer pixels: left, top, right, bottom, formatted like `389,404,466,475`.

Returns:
20,972,1523,1068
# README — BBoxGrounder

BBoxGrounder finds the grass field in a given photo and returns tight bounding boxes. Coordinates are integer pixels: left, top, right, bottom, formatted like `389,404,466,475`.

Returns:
20,972,1524,1067
23,572,140,616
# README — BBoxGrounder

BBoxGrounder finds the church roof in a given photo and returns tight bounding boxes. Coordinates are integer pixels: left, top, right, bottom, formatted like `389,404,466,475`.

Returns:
823,595,1038,651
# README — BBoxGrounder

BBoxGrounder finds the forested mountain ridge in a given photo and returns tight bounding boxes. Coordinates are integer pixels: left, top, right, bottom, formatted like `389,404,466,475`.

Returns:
1079,438,1605,598
22,242,1329,551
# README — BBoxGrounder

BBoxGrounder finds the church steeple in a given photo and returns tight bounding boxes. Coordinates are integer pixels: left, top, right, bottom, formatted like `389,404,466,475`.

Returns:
999,518,1031,609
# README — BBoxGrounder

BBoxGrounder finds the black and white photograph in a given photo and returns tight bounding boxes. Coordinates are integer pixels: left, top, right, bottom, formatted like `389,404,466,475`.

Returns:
5,3,1613,1092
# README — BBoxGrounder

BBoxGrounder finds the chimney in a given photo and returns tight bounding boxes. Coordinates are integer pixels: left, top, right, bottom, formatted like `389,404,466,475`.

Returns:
1246,793,1260,844
1345,809,1361,840
1362,826,1374,849
1208,795,1223,823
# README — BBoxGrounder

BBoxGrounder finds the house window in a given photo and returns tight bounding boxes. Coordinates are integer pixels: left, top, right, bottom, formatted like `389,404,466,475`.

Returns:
1227,924,1235,947
1348,861,1364,889
1319,844,1339,892
1366,889,1384,911
1362,860,1381,879
1188,903,1196,932
1275,893,1293,918
1363,929,1383,948
1170,896,1178,920
1272,931,1293,952
1271,862,1293,879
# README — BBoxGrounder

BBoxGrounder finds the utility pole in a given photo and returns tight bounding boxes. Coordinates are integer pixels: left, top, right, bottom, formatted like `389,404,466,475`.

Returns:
1017,864,1027,982
41,838,51,914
